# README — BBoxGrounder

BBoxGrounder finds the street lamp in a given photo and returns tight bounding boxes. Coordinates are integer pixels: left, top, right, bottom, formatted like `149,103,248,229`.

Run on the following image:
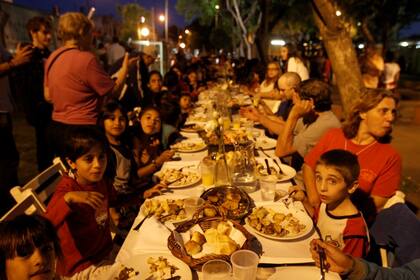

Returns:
215,4,220,28
185,29,190,35
140,27,150,37
179,42,186,49
159,14,165,22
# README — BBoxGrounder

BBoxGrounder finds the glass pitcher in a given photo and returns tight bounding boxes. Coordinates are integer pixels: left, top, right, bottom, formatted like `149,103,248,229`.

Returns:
231,141,258,193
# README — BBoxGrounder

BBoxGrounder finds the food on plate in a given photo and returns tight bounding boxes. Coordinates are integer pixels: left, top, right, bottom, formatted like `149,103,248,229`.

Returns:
182,123,204,131
142,199,186,222
206,129,251,145
170,140,206,152
156,168,200,186
114,265,139,280
247,207,306,237
147,256,179,280
201,187,251,219
256,163,286,179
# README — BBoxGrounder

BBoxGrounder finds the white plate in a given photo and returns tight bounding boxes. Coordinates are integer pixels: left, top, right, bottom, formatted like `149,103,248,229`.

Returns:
245,203,313,241
155,166,201,189
116,253,192,280
170,139,207,153
255,158,296,182
256,137,277,150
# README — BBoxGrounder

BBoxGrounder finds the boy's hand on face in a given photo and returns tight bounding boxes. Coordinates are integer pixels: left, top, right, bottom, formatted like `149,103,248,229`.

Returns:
64,191,104,210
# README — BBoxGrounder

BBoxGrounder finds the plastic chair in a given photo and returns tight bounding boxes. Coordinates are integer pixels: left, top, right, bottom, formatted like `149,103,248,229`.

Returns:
10,159,66,211
0,192,45,222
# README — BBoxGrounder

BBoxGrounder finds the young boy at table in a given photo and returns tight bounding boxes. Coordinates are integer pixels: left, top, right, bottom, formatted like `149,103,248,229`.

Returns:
291,149,369,258
45,126,117,278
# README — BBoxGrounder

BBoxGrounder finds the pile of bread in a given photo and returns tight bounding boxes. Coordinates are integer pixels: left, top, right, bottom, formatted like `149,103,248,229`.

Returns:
184,221,239,256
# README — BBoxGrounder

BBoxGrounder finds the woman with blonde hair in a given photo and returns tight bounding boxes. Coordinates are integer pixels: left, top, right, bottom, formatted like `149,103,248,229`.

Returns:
302,88,401,223
44,12,135,156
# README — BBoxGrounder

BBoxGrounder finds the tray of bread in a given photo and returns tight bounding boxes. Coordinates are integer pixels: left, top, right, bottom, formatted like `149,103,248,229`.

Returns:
168,214,262,270
200,186,253,220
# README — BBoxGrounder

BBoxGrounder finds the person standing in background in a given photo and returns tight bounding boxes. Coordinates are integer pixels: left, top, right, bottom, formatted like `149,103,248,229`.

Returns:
15,16,53,171
0,43,33,215
106,36,125,66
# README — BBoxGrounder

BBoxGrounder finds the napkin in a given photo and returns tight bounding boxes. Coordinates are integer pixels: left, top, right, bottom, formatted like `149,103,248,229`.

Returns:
116,217,171,262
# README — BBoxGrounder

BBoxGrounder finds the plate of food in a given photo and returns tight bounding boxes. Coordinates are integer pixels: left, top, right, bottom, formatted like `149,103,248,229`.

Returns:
255,158,296,182
170,139,207,153
245,204,313,241
200,186,253,219
155,167,201,188
180,123,204,133
113,253,192,280
255,137,277,150
141,197,188,223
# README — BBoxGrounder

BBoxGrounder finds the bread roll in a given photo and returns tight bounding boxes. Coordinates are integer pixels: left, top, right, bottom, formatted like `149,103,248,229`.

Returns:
185,240,202,255
191,231,206,246
204,228,219,244
217,221,232,235
218,240,238,255
203,207,217,217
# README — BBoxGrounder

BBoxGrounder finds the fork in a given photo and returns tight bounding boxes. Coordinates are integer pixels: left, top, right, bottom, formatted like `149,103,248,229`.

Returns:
259,148,285,175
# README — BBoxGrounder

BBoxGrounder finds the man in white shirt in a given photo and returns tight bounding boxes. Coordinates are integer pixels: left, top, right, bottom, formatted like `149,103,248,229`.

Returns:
107,36,125,66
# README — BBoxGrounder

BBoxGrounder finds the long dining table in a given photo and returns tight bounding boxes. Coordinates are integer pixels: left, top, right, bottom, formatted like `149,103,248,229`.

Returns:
110,126,340,280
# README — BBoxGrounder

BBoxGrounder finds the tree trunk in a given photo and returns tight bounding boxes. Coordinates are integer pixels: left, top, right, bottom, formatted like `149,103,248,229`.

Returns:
256,0,270,64
312,0,364,115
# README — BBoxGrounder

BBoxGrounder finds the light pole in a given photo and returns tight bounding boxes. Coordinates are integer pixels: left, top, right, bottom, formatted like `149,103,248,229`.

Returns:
164,0,168,42
215,4,220,29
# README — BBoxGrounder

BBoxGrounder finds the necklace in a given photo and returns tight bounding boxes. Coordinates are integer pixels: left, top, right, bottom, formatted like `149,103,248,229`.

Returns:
344,139,377,156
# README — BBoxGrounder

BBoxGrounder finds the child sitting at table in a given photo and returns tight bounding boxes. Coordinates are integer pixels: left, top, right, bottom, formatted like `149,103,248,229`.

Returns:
291,149,369,258
0,214,62,280
45,126,117,278
98,100,167,231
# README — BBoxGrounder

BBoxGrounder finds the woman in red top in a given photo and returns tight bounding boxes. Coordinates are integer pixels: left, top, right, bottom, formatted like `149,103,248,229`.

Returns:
303,88,401,221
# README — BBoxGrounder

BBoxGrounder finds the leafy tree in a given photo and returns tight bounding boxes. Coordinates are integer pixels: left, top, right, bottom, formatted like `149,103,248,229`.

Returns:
118,3,150,42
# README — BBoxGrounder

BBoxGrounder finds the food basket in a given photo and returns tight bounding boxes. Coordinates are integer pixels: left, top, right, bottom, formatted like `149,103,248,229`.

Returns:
167,205,262,271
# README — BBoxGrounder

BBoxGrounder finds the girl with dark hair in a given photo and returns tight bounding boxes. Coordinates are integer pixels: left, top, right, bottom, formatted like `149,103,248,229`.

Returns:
132,107,175,184
45,126,116,278
0,214,61,280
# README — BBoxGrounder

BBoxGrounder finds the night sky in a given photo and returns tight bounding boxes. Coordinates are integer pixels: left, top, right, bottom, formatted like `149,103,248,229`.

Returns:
13,0,187,27
12,0,419,38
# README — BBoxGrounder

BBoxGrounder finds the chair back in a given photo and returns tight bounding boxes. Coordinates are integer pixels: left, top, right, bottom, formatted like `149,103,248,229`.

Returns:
10,159,66,210
0,193,45,222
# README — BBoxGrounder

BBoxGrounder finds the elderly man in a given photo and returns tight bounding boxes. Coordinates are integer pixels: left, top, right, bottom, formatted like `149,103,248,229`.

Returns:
241,72,301,135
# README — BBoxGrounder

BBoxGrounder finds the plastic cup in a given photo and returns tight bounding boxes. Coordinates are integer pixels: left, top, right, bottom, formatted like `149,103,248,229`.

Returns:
232,115,241,129
202,259,232,280
201,157,216,187
230,250,259,280
184,197,204,217
259,175,277,201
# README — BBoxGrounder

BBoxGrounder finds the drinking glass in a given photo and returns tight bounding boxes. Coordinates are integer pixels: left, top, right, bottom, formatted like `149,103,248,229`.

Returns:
202,259,232,280
184,197,204,217
230,250,259,280
259,175,277,201
201,156,216,187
